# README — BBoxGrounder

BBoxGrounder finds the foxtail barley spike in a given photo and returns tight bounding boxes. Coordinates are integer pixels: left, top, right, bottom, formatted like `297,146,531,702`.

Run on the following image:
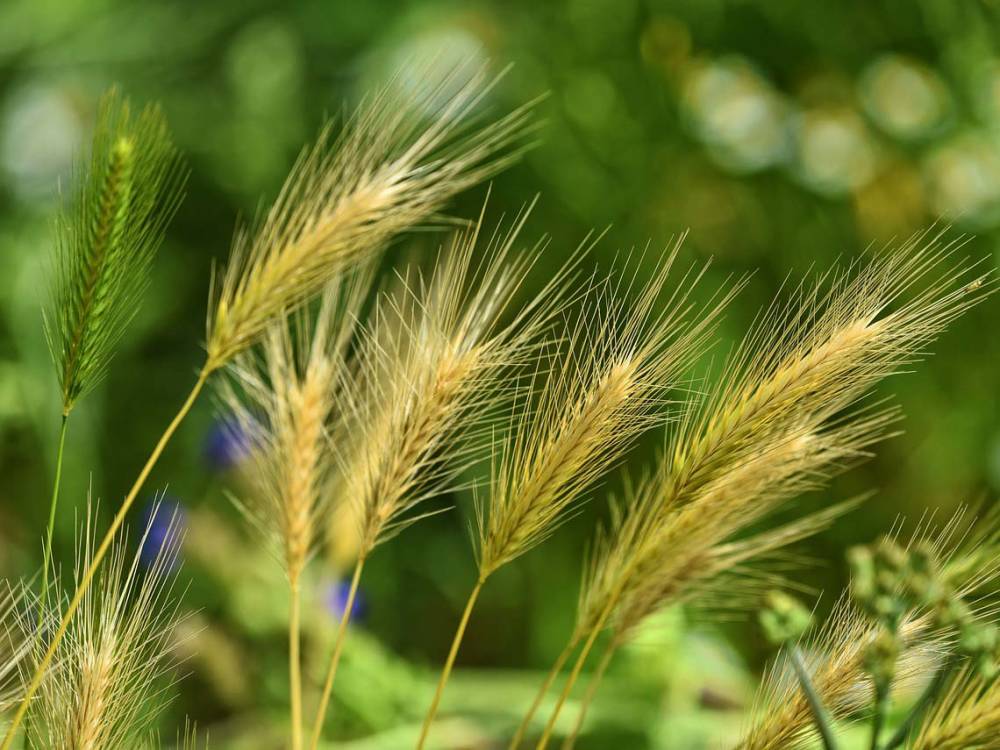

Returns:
46,87,184,416
24,501,184,750
206,65,538,371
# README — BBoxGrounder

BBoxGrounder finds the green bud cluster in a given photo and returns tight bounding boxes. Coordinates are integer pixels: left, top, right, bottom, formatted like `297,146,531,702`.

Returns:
759,590,813,646
850,538,1000,680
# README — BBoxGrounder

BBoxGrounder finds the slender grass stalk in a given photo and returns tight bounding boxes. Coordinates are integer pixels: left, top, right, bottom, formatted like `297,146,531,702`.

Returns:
789,646,839,750
509,636,578,749
535,602,610,750
869,677,891,750
289,578,303,750
0,366,208,750
561,637,617,750
38,415,68,620
309,555,365,750
416,576,485,750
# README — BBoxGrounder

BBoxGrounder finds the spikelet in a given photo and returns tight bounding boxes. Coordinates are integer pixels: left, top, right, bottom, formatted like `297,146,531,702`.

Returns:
222,270,369,581
338,207,556,557
575,232,990,644
205,65,536,371
46,88,184,415
476,240,738,578
25,502,184,750
911,668,1000,750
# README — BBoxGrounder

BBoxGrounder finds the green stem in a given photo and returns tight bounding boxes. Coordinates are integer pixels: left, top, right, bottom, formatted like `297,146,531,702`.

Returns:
789,646,838,750
535,613,606,750
882,656,956,750
870,678,891,750
39,415,69,621
508,635,579,749
1,366,211,750
416,575,486,750
309,555,366,750
562,638,618,750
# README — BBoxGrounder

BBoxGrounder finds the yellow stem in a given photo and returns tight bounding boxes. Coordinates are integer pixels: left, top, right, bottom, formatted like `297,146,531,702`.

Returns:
535,602,613,750
416,576,486,750
562,639,618,750
309,555,365,750
508,634,579,749
0,366,211,750
290,575,303,750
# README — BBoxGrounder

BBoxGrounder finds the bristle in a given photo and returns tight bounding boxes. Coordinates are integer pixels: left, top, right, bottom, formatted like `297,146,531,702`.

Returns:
336,207,556,558
205,65,537,371
911,668,1000,750
46,87,184,415
25,500,184,749
222,270,369,581
476,241,736,578
575,233,989,650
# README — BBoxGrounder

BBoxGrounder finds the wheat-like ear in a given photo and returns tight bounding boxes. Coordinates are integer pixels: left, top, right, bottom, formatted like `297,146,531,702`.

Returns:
338,205,556,558
25,499,185,750
910,667,1000,750
205,64,537,371
222,269,370,582
476,239,739,578
46,87,184,416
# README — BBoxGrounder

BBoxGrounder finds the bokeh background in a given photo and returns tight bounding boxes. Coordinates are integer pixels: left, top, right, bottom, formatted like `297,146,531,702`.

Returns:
1,0,1000,747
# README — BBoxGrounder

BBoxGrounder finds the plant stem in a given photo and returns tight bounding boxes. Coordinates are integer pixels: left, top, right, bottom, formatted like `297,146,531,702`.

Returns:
39,415,69,621
882,656,955,750
416,576,486,750
870,678,890,750
562,639,618,750
290,575,303,750
0,366,211,750
789,646,838,750
309,555,365,750
508,635,579,749
535,611,608,749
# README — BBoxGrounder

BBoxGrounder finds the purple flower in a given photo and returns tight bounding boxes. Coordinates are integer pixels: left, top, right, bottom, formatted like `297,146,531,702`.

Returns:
139,497,185,571
203,415,258,471
324,578,365,623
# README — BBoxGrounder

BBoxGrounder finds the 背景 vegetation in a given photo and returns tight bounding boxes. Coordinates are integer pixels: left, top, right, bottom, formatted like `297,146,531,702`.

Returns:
2,61,998,750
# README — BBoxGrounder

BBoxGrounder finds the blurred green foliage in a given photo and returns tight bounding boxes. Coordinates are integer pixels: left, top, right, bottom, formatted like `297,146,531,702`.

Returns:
1,0,999,747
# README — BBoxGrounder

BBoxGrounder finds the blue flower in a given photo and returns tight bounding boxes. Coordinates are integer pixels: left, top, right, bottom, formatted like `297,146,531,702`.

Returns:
324,578,365,623
203,415,258,471
139,496,185,571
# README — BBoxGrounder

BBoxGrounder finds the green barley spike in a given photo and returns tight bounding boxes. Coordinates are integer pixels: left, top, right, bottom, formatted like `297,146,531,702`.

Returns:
46,87,184,415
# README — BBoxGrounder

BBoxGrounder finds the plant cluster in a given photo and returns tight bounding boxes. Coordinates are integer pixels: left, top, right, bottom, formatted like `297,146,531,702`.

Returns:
0,64,995,750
